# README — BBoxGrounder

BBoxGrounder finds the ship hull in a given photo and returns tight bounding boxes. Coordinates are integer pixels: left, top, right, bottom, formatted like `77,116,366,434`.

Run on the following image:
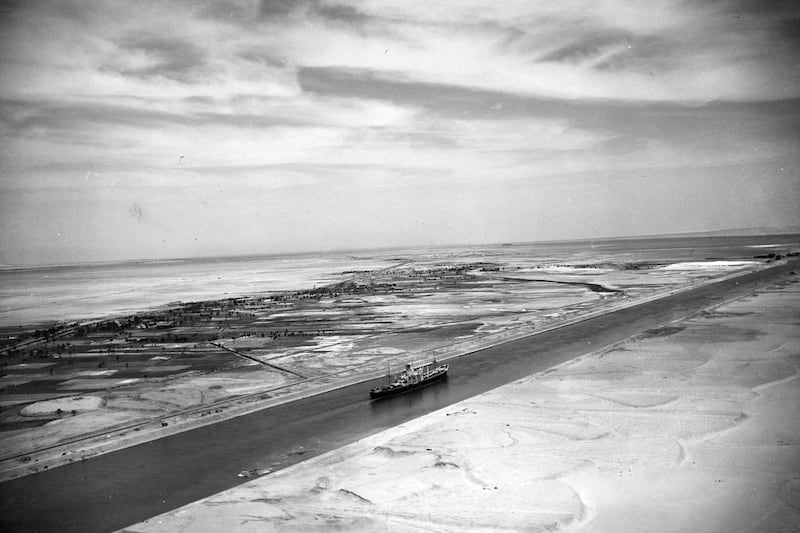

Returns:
369,368,448,400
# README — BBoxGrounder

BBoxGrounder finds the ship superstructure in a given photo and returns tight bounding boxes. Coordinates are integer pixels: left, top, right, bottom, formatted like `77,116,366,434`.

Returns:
369,360,449,399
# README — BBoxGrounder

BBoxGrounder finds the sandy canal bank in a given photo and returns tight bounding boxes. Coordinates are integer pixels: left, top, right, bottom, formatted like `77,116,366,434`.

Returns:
0,262,775,484
125,273,800,532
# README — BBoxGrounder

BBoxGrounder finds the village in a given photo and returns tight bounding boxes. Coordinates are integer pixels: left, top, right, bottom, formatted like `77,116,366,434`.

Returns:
1,260,560,465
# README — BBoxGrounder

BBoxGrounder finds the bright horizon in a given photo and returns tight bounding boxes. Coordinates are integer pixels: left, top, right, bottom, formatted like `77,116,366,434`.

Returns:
2,226,797,271
1,1,799,266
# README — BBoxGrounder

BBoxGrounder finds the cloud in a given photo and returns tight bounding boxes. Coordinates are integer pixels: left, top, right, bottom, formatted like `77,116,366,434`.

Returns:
257,0,296,18
197,1,258,23
720,0,799,17
113,34,207,82
316,3,370,24
280,0,799,101
258,0,371,25
0,0,798,264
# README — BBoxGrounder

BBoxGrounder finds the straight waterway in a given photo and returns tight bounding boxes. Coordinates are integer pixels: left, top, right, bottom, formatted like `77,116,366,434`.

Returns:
0,261,795,533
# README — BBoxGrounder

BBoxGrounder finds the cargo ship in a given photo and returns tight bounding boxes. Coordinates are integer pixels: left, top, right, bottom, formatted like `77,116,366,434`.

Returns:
369,360,449,400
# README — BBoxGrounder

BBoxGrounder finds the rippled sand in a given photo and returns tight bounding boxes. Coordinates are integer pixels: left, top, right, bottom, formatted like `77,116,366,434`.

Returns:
126,275,800,532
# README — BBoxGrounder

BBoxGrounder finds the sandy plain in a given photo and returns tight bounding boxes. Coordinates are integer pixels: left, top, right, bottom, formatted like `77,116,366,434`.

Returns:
125,271,800,532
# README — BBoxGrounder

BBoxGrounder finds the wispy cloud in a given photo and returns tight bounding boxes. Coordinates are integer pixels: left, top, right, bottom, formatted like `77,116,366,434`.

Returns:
0,0,798,264
113,34,207,82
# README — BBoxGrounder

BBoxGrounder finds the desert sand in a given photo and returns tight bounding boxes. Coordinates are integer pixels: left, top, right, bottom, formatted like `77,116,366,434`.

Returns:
125,274,799,532
3,254,762,481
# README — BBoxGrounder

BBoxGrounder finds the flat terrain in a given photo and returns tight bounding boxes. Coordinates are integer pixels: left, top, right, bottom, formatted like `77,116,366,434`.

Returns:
0,245,777,479
127,267,800,533
0,260,795,533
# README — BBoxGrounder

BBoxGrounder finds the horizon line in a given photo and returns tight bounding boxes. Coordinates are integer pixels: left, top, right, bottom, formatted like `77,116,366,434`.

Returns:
2,225,799,271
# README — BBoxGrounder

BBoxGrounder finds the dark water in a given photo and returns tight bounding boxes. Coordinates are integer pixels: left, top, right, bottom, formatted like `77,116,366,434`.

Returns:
0,260,795,533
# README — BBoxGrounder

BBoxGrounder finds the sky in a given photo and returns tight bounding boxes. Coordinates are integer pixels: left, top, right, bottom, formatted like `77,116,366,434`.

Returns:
0,0,799,265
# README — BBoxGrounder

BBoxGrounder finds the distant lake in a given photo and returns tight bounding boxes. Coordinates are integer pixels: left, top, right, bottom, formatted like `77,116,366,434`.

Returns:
1,234,797,328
